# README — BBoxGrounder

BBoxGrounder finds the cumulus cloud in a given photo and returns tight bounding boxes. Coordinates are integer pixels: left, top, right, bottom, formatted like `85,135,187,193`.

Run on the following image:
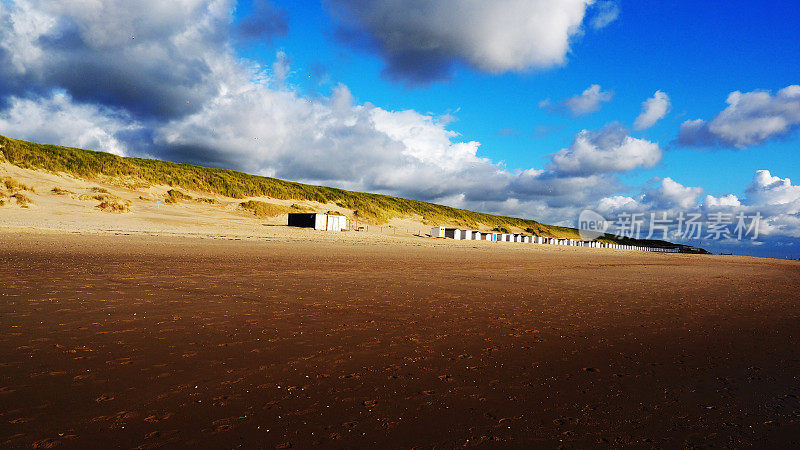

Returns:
643,177,704,210
548,124,661,176
596,195,642,215
590,170,800,257
0,0,243,119
703,194,741,208
633,90,670,130
540,84,613,117
678,85,800,148
0,91,139,156
327,0,593,84
746,170,800,207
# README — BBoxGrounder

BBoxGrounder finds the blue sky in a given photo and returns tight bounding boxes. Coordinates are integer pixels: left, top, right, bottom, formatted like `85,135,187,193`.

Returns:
258,1,799,195
1,0,799,257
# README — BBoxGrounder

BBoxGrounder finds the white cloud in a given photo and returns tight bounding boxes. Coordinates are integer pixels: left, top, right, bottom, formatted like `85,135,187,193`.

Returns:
592,171,800,250
703,194,741,208
589,1,619,29
0,91,139,156
271,51,291,86
328,0,594,83
633,90,670,130
596,195,642,214
679,85,800,148
548,124,661,175
746,170,800,208
643,177,704,210
542,84,613,117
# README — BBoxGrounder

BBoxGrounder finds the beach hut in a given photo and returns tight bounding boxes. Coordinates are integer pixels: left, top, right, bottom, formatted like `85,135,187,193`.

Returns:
431,227,445,238
288,213,347,231
444,228,463,240
326,214,348,231
288,213,326,230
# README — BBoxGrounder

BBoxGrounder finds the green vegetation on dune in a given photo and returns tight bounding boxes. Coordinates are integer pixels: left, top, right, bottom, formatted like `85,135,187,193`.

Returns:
164,189,193,204
2,175,34,193
239,200,296,218
0,134,681,246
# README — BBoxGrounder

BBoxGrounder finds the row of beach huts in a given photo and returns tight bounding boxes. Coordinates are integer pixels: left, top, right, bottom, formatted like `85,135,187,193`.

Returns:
286,214,677,252
430,227,678,252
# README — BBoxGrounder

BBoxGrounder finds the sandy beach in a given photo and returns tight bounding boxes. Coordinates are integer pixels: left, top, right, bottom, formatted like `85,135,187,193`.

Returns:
1,227,799,448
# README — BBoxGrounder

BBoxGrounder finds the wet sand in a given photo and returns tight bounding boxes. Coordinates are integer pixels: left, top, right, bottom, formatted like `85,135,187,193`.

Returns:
1,230,799,448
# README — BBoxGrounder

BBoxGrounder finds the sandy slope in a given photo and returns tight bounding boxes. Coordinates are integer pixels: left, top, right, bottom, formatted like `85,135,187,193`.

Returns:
0,162,443,239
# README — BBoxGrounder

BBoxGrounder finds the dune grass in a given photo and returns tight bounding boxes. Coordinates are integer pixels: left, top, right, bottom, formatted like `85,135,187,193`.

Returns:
0,134,685,247
96,199,131,213
2,176,34,193
11,192,32,207
164,189,193,204
75,189,131,212
239,200,294,218
51,187,74,195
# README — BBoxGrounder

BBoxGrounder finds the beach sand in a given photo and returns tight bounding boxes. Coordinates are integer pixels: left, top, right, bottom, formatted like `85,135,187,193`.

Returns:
2,164,800,447
1,229,799,448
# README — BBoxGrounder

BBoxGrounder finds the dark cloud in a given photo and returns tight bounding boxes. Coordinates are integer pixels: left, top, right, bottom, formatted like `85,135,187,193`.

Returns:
0,0,280,120
327,0,592,85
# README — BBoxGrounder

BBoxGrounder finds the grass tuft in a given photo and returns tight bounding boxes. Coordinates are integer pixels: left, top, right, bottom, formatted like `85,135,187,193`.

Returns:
163,189,193,204
11,192,32,207
51,187,74,195
2,176,34,193
97,199,131,213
